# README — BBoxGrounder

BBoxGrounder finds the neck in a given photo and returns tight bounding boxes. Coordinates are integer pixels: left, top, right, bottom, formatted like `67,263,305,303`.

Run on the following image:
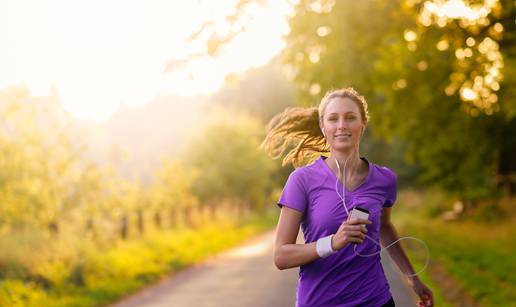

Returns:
328,148,362,177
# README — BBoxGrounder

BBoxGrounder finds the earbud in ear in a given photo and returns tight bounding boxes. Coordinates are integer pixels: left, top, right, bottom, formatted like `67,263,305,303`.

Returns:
321,128,326,137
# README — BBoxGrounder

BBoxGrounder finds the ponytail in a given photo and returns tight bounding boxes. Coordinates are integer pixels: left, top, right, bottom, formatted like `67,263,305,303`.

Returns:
260,106,329,168
261,87,369,168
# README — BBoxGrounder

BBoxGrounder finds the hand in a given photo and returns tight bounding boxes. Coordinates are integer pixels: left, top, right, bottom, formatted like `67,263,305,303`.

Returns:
331,218,371,251
409,277,434,307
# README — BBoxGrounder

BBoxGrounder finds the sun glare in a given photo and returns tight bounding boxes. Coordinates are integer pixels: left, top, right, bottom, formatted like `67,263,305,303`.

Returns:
1,0,291,121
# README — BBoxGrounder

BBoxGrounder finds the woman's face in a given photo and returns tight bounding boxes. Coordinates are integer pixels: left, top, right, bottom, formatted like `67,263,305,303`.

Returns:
320,97,366,152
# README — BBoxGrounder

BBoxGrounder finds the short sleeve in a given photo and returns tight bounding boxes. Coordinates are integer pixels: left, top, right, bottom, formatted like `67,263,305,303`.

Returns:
277,168,308,213
383,169,398,208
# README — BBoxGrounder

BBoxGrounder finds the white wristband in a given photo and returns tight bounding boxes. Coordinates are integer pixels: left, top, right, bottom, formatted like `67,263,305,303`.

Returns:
316,234,336,258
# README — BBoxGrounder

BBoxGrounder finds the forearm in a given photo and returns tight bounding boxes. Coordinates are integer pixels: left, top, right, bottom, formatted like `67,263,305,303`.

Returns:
274,241,321,270
380,222,419,281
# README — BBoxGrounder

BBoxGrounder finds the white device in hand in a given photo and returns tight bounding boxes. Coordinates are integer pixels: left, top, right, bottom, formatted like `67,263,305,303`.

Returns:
349,206,370,221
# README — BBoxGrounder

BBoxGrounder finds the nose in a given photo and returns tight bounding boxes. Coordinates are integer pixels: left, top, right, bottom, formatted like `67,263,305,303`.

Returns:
337,118,348,130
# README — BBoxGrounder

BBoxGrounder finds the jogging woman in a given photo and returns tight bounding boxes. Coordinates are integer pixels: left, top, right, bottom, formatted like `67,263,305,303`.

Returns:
261,88,433,307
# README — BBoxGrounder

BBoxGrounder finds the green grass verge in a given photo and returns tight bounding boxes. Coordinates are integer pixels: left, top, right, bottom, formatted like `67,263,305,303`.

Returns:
0,210,278,307
393,189,515,307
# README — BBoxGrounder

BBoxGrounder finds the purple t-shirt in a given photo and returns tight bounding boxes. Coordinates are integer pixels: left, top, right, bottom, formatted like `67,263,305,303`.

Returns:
277,155,397,307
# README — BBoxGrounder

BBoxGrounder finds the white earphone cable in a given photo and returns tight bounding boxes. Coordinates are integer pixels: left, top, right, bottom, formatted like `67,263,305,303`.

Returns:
334,156,430,277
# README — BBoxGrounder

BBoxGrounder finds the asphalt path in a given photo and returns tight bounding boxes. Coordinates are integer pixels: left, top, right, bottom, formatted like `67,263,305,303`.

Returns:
110,229,419,307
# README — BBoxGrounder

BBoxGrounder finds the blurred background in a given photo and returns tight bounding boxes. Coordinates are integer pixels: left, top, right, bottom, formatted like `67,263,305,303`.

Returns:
0,0,514,306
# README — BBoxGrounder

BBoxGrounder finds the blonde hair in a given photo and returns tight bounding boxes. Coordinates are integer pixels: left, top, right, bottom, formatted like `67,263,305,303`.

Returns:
260,88,369,168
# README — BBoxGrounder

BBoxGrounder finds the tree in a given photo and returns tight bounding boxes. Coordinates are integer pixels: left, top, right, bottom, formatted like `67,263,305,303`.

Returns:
149,157,199,227
283,0,516,202
181,107,277,211
210,57,296,123
0,86,84,233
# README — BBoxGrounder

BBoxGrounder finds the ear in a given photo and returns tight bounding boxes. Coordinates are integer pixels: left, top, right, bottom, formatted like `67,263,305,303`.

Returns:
319,121,325,137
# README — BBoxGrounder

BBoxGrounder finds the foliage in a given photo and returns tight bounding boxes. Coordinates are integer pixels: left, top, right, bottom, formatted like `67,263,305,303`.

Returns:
149,157,199,210
0,210,278,307
0,85,279,305
211,58,296,123
0,87,84,232
181,107,277,210
394,189,516,306
283,0,516,201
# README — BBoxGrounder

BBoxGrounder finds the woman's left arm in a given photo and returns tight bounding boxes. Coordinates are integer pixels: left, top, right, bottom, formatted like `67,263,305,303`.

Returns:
380,207,434,307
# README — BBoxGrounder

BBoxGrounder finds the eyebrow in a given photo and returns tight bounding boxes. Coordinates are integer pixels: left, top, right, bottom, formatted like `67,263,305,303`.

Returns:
327,112,358,116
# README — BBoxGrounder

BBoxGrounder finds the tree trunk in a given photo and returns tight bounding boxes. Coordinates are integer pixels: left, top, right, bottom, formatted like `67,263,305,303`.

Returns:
154,211,162,229
209,202,217,219
137,209,145,235
169,207,176,229
120,215,128,240
184,207,192,227
86,217,96,239
48,220,59,236
498,118,516,196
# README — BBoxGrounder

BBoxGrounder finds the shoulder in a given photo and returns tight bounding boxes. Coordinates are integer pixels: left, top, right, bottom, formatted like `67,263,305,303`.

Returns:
370,162,397,184
288,158,326,186
288,162,312,182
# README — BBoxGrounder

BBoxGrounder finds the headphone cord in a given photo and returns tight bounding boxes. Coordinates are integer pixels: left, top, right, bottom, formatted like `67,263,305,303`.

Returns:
334,156,430,277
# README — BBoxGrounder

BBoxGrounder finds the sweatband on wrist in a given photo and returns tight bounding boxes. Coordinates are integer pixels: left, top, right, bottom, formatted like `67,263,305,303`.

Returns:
316,234,336,258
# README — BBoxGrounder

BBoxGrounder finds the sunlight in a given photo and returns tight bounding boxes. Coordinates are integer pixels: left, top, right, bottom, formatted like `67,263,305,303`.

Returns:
423,0,495,20
1,0,291,121
419,0,498,27
226,240,271,259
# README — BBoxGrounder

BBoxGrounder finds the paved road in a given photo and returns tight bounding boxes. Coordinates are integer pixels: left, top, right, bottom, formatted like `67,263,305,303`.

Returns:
110,230,418,307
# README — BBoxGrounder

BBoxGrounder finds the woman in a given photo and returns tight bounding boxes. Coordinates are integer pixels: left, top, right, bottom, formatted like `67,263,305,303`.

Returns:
261,88,433,307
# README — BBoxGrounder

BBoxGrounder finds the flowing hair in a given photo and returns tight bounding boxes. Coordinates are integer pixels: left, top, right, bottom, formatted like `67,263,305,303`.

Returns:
260,88,369,168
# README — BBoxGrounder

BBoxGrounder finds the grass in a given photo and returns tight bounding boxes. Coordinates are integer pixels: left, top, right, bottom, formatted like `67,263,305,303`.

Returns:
4,188,513,307
0,208,278,307
392,189,516,307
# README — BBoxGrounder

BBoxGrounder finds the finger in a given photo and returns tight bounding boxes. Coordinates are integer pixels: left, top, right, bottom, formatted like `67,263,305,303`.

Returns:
346,218,360,225
355,231,367,239
345,218,357,225
348,218,371,225
348,230,364,238
360,225,368,233
350,224,367,231
344,225,363,231
360,218,372,225
348,236,364,244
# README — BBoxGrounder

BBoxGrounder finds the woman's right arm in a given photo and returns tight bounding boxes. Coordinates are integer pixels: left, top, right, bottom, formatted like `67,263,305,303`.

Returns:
274,206,319,270
273,206,370,270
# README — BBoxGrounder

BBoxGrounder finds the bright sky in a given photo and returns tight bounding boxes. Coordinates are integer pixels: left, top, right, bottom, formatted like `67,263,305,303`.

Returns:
0,0,291,121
